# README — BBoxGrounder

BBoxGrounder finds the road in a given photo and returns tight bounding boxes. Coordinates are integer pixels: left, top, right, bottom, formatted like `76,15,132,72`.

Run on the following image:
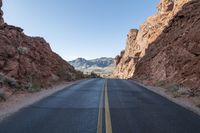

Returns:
0,79,200,133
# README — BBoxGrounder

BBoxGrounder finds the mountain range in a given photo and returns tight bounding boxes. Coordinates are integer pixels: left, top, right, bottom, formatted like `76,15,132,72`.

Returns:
69,57,115,77
69,57,114,69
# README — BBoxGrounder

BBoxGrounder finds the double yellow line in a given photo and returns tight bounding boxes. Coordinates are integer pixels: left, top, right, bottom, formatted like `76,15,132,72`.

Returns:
97,79,112,133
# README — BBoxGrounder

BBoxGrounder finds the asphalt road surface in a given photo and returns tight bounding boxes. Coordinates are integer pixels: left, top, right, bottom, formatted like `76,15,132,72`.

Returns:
0,79,200,133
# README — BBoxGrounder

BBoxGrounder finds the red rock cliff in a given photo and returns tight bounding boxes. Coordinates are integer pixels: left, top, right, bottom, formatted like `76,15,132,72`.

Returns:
115,0,200,90
0,0,83,95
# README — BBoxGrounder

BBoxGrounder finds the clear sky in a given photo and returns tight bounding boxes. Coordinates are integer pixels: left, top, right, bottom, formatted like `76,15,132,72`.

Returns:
3,0,160,61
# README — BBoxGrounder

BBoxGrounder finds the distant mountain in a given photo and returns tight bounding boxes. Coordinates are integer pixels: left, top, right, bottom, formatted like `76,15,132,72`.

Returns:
69,57,115,77
69,57,114,69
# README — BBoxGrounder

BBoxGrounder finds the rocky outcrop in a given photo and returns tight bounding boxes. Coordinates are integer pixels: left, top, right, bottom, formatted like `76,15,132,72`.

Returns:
115,0,200,90
0,0,83,98
0,0,4,26
114,29,139,78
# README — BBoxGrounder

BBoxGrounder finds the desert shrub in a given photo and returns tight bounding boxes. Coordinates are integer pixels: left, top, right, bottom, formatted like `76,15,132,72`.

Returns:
90,72,96,78
62,73,72,80
166,84,181,98
57,68,73,81
166,84,195,98
177,86,190,95
4,77,17,87
76,71,84,79
26,82,41,93
166,83,200,98
17,46,29,54
167,84,179,92
0,73,17,88
188,88,200,97
0,73,5,83
23,76,41,93
173,92,182,98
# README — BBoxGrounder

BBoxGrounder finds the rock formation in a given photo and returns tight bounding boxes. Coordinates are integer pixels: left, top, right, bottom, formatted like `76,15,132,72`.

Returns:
114,0,200,91
0,0,83,97
0,0,4,26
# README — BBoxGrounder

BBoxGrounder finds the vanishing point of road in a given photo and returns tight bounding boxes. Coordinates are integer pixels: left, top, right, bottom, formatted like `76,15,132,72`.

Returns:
0,79,200,133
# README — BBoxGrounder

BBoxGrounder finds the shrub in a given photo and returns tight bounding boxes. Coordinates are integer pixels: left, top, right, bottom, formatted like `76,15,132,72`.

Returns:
57,68,73,81
167,84,179,92
166,84,181,98
90,72,99,78
172,92,181,98
188,88,200,97
17,46,29,54
4,77,17,87
26,82,41,93
0,73,17,88
23,76,41,93
0,73,5,83
177,86,190,95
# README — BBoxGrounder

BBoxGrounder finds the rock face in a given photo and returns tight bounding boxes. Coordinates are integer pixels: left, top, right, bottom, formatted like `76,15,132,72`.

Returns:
114,29,139,78
0,0,83,94
0,0,4,26
114,0,200,90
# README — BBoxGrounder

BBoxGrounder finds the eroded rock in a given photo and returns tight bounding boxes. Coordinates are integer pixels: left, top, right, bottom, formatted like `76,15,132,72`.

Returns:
115,0,200,90
0,0,83,94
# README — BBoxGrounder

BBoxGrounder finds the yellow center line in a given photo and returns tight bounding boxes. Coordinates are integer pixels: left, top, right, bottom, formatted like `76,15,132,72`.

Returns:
97,79,113,133
105,79,113,133
97,80,105,133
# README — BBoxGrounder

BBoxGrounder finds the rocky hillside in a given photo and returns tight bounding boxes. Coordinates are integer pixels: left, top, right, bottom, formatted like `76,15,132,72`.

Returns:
0,0,82,99
69,57,114,77
69,57,114,69
114,0,200,91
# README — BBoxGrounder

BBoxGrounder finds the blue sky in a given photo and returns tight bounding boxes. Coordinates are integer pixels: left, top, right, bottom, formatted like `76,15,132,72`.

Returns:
3,0,159,61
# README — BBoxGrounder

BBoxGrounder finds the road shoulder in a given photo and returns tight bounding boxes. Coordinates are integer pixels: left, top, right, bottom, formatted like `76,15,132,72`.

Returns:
133,81,200,116
0,80,83,121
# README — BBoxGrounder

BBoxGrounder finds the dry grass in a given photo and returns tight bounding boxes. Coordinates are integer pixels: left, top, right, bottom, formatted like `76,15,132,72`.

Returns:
26,82,41,93
165,84,192,98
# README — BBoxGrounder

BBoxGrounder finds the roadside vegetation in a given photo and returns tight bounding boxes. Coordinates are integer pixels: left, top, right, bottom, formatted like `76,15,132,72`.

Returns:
0,73,18,101
0,73,42,101
0,73,17,88
25,80,41,93
84,72,101,78
155,80,200,98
